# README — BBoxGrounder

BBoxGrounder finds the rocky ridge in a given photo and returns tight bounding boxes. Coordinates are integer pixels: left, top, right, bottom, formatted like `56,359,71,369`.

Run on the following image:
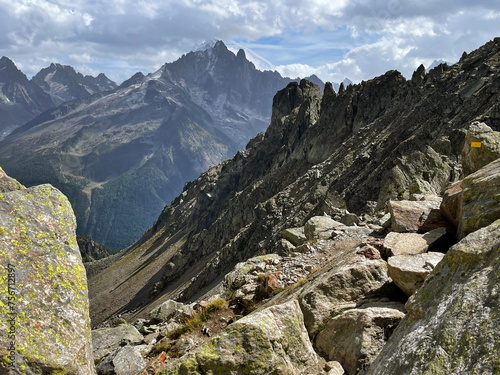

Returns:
32,63,117,106
88,37,500,326
84,121,499,374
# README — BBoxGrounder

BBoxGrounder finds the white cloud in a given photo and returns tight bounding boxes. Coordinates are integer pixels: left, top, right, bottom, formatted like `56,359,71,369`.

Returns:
0,0,498,86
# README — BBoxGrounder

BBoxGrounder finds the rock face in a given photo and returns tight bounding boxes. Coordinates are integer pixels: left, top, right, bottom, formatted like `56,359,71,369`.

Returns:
459,157,500,238
368,219,500,375
461,121,500,176
32,63,117,106
0,172,95,374
164,300,324,374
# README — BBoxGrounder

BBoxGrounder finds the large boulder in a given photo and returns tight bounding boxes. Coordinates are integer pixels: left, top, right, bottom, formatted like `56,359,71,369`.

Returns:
368,219,500,375
459,157,500,238
298,244,391,334
387,252,445,296
387,200,448,233
92,324,144,361
315,302,406,375
0,177,95,374
461,121,500,176
383,228,447,257
164,300,324,374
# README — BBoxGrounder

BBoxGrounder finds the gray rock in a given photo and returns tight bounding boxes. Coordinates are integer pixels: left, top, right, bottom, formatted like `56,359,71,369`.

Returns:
304,216,346,240
280,227,308,246
388,200,448,233
461,121,500,176
96,346,146,375
0,177,95,374
164,300,324,374
92,324,144,361
340,212,360,226
459,157,500,238
387,252,445,296
440,180,463,227
383,227,447,257
368,219,500,375
298,245,390,334
316,303,405,375
148,299,194,324
383,232,428,257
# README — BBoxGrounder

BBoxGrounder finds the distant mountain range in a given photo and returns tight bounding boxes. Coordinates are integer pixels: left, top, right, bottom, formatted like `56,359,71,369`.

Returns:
0,41,340,249
32,63,117,106
0,57,117,138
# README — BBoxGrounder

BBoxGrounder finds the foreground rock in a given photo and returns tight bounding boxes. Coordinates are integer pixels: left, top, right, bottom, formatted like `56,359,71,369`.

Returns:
315,302,405,375
0,175,95,374
298,244,391,334
164,300,324,374
368,219,500,375
387,252,445,296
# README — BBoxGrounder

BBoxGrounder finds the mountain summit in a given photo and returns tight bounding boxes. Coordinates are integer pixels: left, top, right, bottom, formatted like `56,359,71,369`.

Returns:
32,63,117,105
0,56,54,137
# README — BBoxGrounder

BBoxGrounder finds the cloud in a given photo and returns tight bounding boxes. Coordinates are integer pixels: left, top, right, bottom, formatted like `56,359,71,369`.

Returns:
0,0,498,85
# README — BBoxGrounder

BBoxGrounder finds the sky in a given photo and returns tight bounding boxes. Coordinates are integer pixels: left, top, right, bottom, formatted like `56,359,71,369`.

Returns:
0,0,499,85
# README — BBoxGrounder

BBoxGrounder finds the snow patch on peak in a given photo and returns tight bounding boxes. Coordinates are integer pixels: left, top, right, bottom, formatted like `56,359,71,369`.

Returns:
195,39,220,52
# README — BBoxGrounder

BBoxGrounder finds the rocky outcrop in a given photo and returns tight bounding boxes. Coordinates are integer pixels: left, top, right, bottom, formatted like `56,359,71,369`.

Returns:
77,235,118,263
368,219,500,375
461,121,500,176
164,300,324,374
0,172,95,374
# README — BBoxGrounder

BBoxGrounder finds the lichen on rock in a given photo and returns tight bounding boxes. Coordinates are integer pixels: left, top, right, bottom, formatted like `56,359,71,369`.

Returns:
163,299,324,374
0,171,95,374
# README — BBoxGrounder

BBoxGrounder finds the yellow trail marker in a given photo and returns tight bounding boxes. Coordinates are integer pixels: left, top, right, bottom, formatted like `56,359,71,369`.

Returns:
471,142,482,148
